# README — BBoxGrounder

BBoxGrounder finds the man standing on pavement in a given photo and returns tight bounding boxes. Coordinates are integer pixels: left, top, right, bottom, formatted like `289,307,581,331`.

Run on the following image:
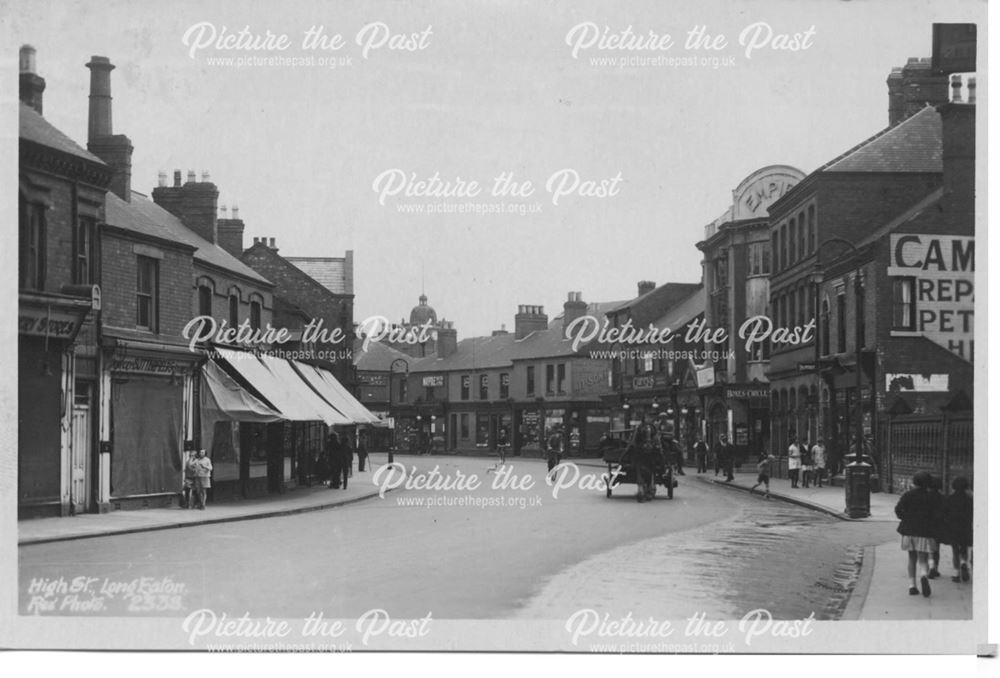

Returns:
787,436,802,488
693,434,709,474
811,438,827,487
714,433,734,482
339,432,354,490
327,429,343,489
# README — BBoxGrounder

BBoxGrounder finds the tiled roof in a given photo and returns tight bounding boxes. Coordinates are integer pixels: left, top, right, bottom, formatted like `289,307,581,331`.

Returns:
354,339,417,371
105,191,272,285
821,105,943,173
605,282,703,327
19,102,104,163
286,258,349,295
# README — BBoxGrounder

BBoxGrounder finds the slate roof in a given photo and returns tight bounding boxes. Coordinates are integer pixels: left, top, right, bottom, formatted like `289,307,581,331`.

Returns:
650,285,706,331
19,102,104,163
821,105,943,173
105,191,272,285
354,339,417,371
286,257,350,295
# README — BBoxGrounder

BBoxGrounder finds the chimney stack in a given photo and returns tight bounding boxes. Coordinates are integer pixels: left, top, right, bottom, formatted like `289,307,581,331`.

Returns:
888,57,949,126
19,45,45,114
637,280,656,297
563,291,588,332
938,88,975,232
514,304,548,340
437,321,458,358
217,203,245,258
152,167,219,243
86,56,133,201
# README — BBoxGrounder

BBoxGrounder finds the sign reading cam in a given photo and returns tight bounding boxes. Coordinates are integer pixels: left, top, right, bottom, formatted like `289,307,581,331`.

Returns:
888,234,974,361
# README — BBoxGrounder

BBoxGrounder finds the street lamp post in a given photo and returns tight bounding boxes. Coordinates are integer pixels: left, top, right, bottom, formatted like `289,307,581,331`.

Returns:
817,237,871,518
389,357,409,465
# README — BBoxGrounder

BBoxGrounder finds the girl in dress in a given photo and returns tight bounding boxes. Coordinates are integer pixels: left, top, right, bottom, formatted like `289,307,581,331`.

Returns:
894,471,942,597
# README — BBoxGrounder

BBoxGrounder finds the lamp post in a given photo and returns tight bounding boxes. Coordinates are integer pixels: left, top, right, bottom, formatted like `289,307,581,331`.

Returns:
817,236,871,518
389,357,409,465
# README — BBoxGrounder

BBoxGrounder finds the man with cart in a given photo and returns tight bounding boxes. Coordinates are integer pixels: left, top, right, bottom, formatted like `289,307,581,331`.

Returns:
629,411,663,503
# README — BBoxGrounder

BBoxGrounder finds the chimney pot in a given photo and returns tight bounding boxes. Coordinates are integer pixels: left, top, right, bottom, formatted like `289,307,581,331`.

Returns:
220,204,228,218
232,204,240,219
19,45,36,73
157,171,167,187
201,170,210,182
187,170,196,183
269,237,276,248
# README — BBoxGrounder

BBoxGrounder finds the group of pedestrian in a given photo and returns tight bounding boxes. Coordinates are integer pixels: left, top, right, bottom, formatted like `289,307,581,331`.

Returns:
182,449,213,510
712,433,735,482
325,430,368,490
785,437,828,489
895,471,973,597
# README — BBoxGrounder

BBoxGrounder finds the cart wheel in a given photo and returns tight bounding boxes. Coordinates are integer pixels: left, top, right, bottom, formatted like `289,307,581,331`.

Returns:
667,469,674,499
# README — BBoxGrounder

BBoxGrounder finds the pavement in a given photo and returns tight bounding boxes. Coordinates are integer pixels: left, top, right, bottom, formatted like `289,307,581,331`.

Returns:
18,456,399,546
694,469,973,620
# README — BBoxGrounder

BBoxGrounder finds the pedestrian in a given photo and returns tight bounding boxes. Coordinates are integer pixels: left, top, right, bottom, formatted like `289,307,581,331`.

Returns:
357,436,369,472
327,429,342,489
714,433,734,482
693,434,709,474
340,432,354,490
628,413,661,503
750,453,777,498
658,414,684,476
497,427,510,465
787,437,802,488
188,449,213,510
939,477,973,583
895,471,942,597
182,452,196,508
928,475,945,579
546,427,563,478
800,440,814,489
811,438,827,488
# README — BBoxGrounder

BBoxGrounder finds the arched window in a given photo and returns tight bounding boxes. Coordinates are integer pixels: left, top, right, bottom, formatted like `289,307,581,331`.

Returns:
196,277,215,317
228,288,240,327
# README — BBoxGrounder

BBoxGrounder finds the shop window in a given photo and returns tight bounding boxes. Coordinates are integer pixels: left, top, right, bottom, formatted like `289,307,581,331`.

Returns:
526,366,535,396
557,363,566,393
892,278,916,331
19,199,46,290
136,255,159,331
546,364,555,395
479,374,489,400
398,378,408,403
460,413,470,439
475,414,490,445
461,375,470,400
74,216,96,285
500,373,510,399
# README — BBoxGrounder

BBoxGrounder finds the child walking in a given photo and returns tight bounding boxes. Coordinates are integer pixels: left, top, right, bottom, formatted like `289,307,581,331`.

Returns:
750,454,777,498
894,471,941,597
940,477,973,583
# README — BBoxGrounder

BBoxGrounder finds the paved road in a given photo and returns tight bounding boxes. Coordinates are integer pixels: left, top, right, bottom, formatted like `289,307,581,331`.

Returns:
19,457,889,620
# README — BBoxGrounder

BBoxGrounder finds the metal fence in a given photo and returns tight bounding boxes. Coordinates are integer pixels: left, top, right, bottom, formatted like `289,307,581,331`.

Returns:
878,414,973,494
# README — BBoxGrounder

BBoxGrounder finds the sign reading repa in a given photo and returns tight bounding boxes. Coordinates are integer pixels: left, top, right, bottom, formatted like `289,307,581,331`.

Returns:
888,234,974,362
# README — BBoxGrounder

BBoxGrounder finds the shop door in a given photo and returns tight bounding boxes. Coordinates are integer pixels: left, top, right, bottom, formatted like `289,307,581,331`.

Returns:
70,386,92,513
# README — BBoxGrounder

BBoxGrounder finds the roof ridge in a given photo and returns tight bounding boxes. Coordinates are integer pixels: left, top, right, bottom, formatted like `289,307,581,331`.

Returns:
819,106,940,173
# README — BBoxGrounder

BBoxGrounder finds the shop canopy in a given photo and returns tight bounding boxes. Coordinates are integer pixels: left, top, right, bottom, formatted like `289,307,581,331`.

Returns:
201,359,283,422
214,349,351,425
292,361,385,426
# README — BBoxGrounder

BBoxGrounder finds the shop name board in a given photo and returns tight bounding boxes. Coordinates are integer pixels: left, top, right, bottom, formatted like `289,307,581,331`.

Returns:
358,374,387,386
888,234,974,362
19,310,84,339
423,375,444,387
631,375,657,390
111,356,188,375
725,386,769,400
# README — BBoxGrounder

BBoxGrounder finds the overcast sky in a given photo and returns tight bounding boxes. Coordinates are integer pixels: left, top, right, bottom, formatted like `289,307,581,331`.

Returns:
9,0,985,337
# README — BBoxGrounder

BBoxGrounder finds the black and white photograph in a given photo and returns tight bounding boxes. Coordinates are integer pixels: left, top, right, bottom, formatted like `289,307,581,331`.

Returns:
1,0,992,660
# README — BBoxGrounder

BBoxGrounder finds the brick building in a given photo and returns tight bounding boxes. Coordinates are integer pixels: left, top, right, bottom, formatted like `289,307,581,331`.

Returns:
695,165,805,459
766,62,949,465
18,46,112,518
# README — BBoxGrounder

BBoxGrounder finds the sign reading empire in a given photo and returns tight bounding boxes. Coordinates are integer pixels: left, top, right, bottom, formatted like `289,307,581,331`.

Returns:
888,234,974,361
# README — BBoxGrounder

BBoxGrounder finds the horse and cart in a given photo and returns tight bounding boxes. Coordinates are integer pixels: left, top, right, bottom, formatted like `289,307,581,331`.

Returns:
600,428,677,502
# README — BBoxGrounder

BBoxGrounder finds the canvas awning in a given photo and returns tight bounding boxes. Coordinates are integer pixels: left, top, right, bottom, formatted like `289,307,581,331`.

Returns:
201,359,283,422
214,349,350,425
292,361,385,426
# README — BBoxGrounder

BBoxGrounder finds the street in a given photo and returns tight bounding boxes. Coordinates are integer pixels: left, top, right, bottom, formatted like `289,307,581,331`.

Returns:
20,456,889,620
